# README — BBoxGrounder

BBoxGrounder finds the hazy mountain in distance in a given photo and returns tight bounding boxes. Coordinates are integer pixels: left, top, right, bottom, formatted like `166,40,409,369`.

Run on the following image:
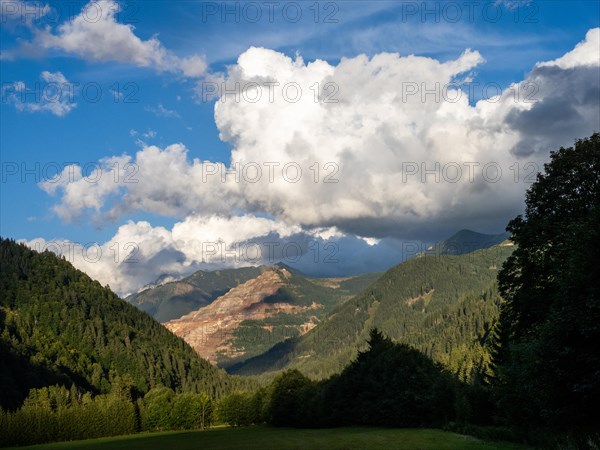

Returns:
137,273,185,291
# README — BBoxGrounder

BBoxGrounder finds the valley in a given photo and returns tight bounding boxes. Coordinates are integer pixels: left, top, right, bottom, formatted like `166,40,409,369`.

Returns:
229,240,514,380
123,230,514,380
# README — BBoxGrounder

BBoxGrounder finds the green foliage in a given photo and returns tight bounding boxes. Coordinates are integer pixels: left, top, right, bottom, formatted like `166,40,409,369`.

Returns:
494,133,600,437
0,385,216,447
0,385,137,447
140,386,176,431
246,330,463,430
171,394,203,430
268,369,318,427
0,239,231,411
140,387,214,431
216,392,261,426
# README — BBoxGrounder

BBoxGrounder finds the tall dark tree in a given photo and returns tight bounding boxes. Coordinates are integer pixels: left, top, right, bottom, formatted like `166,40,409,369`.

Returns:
268,369,317,427
320,329,456,427
494,133,600,434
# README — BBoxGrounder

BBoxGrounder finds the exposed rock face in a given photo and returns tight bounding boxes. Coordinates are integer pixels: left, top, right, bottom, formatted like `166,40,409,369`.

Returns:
165,268,319,364
126,266,266,323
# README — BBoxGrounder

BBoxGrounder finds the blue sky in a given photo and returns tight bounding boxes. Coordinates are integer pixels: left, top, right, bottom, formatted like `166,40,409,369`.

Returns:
1,0,599,293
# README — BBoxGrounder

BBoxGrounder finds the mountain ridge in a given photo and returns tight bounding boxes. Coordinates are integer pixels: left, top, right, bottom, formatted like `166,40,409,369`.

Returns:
163,267,381,368
125,265,272,322
229,239,514,380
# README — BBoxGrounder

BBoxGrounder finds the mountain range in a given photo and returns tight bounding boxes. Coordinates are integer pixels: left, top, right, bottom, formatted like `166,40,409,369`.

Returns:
0,229,513,411
229,240,514,380
126,266,270,322
164,267,380,367
423,229,511,256
127,229,513,379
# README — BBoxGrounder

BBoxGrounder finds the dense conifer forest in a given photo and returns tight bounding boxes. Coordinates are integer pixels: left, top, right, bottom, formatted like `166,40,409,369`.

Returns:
0,239,236,411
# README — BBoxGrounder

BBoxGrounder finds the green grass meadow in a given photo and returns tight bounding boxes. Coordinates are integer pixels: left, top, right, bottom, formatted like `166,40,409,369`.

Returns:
8,426,532,450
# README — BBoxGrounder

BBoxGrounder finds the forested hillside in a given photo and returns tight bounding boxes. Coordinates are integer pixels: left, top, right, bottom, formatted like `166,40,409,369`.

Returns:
0,239,232,411
230,243,514,380
217,270,381,367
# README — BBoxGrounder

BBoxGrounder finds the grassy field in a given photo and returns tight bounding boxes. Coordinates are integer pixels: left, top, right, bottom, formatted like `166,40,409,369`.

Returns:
8,426,531,450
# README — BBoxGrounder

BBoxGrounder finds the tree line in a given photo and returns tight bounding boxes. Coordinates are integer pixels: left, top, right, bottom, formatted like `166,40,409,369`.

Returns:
0,329,463,447
0,380,214,447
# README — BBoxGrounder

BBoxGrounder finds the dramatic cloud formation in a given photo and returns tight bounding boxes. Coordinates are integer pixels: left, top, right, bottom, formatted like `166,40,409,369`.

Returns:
34,28,600,292
2,0,207,77
39,145,234,222
43,29,600,232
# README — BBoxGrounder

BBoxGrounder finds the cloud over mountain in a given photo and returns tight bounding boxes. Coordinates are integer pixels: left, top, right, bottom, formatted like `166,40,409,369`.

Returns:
33,28,600,293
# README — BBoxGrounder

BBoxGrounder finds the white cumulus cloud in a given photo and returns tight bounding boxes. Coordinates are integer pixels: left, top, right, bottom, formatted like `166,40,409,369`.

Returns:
538,28,600,70
23,216,398,296
40,31,600,238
